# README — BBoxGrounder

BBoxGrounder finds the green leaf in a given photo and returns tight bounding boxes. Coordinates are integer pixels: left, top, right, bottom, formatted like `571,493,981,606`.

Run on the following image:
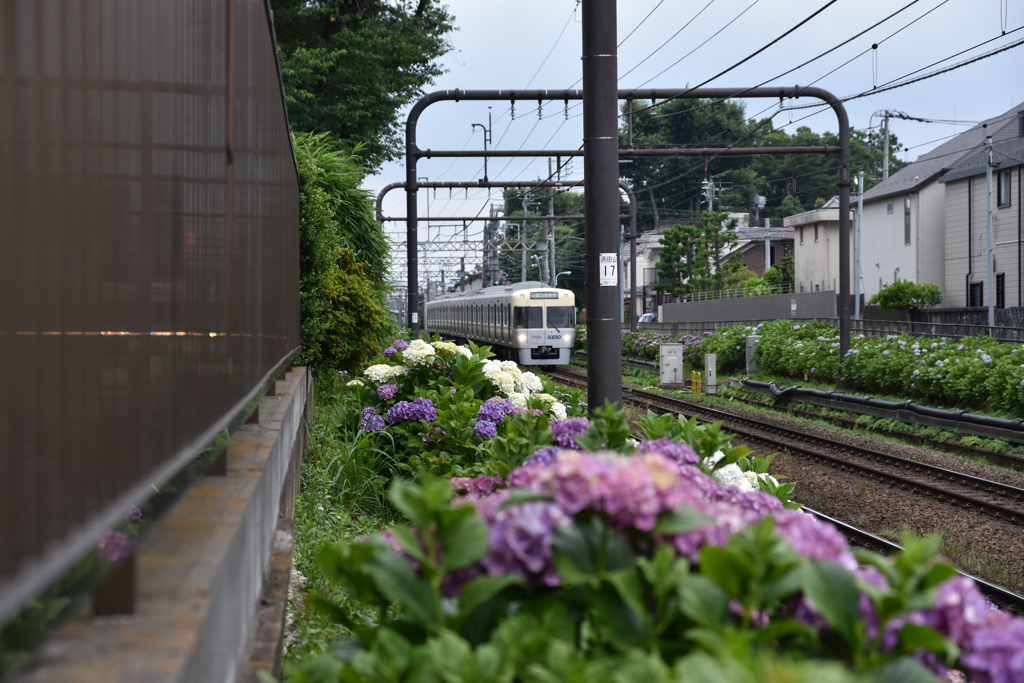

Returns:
897,623,959,662
439,508,489,571
551,515,635,583
366,550,440,628
459,574,525,616
583,582,653,651
796,560,862,645
875,655,946,683
699,546,755,599
677,574,731,628
652,506,713,535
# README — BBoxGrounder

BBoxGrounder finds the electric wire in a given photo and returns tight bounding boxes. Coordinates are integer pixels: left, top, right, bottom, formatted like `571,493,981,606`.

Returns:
523,2,580,89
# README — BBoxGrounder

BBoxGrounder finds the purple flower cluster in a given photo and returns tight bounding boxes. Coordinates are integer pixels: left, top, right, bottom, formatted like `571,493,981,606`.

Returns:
360,406,385,432
96,530,133,562
386,397,436,424
474,397,515,440
635,438,700,467
550,417,590,449
450,475,506,496
394,339,410,351
383,347,396,357
456,489,570,587
473,420,498,438
377,384,399,401
422,427,447,445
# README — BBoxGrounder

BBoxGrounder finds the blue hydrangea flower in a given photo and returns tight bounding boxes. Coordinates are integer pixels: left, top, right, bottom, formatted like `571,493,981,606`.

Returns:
386,397,437,424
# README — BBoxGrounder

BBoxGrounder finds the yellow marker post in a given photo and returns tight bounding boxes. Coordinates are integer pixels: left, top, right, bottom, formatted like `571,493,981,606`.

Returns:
691,371,702,395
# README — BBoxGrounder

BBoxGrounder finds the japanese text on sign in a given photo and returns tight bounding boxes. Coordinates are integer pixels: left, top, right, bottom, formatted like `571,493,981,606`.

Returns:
599,253,617,286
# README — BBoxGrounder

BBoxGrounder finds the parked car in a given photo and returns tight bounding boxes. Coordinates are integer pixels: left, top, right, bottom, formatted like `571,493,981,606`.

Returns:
638,312,658,323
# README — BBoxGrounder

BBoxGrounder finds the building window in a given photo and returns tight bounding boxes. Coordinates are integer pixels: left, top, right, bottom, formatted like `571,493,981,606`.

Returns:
969,281,983,307
814,225,819,243
799,226,804,245
997,272,1006,309
886,201,893,214
904,198,911,245
997,170,1011,208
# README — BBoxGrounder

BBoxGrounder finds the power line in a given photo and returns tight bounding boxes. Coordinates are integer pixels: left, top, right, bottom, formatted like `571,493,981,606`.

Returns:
619,0,723,80
523,2,580,89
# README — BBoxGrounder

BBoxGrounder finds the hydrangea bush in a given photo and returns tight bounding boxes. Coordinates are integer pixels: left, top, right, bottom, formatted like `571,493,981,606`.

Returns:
292,448,1024,683
341,335,586,478
753,320,1024,414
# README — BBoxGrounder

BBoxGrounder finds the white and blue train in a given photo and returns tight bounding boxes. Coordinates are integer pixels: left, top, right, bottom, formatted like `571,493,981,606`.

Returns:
424,281,576,365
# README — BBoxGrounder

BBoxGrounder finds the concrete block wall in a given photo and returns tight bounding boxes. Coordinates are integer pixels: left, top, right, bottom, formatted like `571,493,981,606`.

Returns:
14,368,312,683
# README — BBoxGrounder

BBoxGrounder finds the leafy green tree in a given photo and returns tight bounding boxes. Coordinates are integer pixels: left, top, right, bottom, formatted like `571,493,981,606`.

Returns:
778,195,804,218
763,256,794,287
868,280,943,311
294,132,391,370
272,0,455,172
654,211,739,297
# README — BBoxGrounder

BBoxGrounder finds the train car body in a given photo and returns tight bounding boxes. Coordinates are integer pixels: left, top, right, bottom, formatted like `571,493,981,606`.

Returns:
424,281,576,365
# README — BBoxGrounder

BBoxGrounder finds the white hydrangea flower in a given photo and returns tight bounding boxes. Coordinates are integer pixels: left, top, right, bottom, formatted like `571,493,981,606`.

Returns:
499,360,520,374
483,362,517,395
533,393,557,404
713,463,755,492
519,371,543,394
346,379,364,387
430,340,461,357
455,345,473,358
549,402,567,419
365,364,405,383
403,339,436,366
508,392,527,407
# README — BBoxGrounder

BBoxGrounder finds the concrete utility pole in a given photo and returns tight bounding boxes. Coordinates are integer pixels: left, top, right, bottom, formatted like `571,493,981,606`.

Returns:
548,158,556,286
582,0,622,409
986,134,996,328
882,112,890,180
764,218,771,273
521,190,529,282
855,170,864,320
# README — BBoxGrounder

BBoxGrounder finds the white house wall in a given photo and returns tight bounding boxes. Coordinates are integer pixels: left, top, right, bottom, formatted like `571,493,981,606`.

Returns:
944,171,1022,308
916,181,946,300
793,217,854,294
859,193,919,301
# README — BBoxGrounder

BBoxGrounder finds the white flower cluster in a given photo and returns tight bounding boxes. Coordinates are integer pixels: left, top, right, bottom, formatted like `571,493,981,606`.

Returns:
705,450,777,493
532,392,568,419
482,361,518,395
346,379,365,388
364,364,406,383
430,340,462,357
402,339,436,366
483,360,548,397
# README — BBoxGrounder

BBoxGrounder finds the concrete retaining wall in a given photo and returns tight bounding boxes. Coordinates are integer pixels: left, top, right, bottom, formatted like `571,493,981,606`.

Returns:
15,368,312,683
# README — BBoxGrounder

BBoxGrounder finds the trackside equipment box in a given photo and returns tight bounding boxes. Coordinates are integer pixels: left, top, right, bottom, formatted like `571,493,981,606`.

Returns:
660,343,684,388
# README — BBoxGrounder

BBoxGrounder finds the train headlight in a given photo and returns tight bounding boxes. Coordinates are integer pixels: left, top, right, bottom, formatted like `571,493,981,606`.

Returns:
562,334,571,342
517,333,527,343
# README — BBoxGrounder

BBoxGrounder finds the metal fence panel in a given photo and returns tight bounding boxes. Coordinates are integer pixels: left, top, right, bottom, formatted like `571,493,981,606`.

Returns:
0,0,300,621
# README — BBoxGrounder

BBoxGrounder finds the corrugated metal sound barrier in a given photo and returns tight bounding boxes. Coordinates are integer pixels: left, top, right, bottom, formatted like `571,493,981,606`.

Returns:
0,0,301,621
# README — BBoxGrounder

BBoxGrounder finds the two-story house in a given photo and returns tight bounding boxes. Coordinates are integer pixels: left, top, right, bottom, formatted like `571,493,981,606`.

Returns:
938,135,1024,308
785,197,855,294
858,102,1024,305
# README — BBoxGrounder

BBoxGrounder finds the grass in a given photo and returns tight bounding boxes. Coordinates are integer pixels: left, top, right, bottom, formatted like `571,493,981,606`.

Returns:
283,372,400,664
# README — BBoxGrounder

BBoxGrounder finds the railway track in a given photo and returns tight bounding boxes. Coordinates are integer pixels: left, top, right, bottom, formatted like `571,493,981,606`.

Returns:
547,366,1024,613
547,367,1024,527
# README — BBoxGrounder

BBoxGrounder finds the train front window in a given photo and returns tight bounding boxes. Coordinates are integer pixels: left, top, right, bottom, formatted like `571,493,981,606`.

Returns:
513,306,543,329
546,306,574,330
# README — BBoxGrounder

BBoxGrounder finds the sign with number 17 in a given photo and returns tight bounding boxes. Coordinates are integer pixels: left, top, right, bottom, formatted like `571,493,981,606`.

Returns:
599,253,617,286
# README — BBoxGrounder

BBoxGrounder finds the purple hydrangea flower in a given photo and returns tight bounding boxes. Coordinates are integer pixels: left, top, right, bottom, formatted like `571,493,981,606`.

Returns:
360,406,386,432
377,384,399,400
550,417,590,449
477,397,514,424
394,339,410,351
97,531,133,562
474,420,498,438
383,347,396,357
125,506,142,521
386,397,437,424
450,475,505,496
635,438,700,466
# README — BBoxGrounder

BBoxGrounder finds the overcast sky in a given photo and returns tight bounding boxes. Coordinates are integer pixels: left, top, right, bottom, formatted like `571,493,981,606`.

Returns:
374,0,1023,283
